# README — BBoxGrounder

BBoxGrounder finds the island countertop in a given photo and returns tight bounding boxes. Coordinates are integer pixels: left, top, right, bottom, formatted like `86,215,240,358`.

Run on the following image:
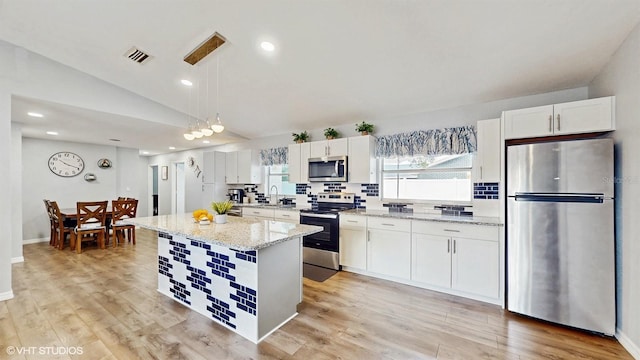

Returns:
127,214,322,251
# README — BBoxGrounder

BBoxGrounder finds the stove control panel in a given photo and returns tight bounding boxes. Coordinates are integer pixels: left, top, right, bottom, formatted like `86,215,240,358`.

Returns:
317,192,356,203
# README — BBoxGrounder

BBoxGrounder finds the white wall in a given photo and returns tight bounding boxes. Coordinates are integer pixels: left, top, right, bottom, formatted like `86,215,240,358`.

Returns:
116,147,149,217
0,89,13,300
589,22,640,358
11,124,23,262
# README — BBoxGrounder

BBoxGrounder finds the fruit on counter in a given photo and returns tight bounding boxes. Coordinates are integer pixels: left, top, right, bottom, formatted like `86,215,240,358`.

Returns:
192,209,210,221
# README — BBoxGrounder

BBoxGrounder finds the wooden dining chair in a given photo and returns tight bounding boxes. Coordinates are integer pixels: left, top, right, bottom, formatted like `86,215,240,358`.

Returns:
43,199,56,246
49,201,73,250
111,199,138,247
72,201,108,253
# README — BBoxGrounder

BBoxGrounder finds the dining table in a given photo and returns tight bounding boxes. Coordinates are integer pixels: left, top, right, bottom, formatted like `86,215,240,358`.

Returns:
59,206,113,228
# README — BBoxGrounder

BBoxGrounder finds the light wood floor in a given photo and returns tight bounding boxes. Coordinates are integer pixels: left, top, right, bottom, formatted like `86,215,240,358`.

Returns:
1,229,631,360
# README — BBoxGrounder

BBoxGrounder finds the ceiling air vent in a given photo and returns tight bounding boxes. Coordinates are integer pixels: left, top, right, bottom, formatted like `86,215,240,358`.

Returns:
124,46,153,64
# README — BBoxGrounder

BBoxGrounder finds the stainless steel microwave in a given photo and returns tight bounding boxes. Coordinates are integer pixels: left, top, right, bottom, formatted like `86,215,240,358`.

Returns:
308,156,348,182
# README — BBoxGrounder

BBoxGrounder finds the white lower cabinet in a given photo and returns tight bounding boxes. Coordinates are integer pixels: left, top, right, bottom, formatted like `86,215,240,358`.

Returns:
411,221,500,301
339,215,367,270
274,209,299,224
366,218,411,280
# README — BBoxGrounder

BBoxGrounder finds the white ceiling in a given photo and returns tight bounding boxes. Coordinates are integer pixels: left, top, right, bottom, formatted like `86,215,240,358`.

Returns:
2,0,639,154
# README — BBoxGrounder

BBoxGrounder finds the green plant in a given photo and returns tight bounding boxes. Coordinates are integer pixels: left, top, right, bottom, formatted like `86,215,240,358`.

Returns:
355,121,374,134
211,200,234,215
323,127,339,139
292,131,310,143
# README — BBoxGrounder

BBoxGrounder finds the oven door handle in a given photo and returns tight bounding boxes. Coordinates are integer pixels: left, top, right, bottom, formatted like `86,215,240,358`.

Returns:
300,213,338,219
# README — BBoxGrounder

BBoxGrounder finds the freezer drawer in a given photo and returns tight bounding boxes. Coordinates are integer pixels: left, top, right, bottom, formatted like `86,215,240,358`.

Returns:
507,198,615,335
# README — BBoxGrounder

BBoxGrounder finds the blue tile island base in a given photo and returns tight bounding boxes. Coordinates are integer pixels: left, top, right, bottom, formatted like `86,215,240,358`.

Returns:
126,214,322,343
158,231,302,343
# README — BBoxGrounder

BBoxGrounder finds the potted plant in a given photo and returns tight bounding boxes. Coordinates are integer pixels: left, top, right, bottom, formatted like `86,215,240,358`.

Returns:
355,121,374,135
292,131,310,144
323,127,339,140
211,200,234,224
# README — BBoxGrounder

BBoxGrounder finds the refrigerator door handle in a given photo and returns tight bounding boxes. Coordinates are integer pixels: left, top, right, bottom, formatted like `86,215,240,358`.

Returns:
514,193,605,203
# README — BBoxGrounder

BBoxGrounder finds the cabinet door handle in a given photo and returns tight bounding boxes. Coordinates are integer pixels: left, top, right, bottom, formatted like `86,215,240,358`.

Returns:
444,229,460,232
282,214,291,217
381,223,395,226
346,220,358,223
548,115,553,132
453,239,457,254
367,230,370,242
557,114,561,131
447,239,450,253
480,166,483,180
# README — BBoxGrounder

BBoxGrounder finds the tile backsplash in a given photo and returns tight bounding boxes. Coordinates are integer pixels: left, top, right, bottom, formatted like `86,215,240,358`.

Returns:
294,182,382,209
474,182,499,200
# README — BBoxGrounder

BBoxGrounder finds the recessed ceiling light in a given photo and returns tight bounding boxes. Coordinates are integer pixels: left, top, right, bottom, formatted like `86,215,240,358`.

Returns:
142,151,149,155
260,41,275,52
181,79,193,87
169,146,176,150
202,140,210,144
28,112,43,118
46,131,58,135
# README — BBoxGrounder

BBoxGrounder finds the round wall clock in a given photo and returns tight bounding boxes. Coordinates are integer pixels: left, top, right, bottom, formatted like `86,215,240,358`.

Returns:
98,158,112,169
48,151,85,177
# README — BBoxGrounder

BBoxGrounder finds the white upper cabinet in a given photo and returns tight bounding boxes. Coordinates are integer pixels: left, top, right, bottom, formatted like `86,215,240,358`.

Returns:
504,96,615,139
309,138,348,158
288,142,310,184
202,151,226,184
348,135,377,184
473,118,501,183
225,150,261,184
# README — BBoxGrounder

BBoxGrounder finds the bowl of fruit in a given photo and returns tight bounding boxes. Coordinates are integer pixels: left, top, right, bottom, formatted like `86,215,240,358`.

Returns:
192,209,213,224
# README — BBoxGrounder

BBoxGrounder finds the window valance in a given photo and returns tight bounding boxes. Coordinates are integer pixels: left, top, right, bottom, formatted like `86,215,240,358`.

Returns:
376,125,477,158
259,147,288,166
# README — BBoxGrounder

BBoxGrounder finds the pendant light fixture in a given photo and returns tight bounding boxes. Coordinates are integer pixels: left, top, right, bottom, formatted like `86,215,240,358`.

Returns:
200,60,214,136
183,76,196,140
210,54,225,133
190,76,204,138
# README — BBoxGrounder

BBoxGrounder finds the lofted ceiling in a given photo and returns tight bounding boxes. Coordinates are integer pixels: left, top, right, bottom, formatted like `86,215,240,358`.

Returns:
1,0,639,155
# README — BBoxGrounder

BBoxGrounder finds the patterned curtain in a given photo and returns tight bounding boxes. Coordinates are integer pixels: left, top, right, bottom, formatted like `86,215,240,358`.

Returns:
375,126,477,158
259,147,288,166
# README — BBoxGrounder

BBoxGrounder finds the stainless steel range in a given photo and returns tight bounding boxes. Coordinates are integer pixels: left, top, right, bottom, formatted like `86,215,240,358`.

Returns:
299,192,356,270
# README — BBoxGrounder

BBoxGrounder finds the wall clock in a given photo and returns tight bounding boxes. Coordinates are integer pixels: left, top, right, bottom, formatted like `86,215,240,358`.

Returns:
48,151,85,177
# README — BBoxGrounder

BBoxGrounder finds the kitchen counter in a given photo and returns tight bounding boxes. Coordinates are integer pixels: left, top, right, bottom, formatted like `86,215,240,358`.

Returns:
126,214,322,343
341,209,503,226
127,213,319,250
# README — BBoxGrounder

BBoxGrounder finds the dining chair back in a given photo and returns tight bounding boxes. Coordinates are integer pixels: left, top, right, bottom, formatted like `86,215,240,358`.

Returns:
111,199,138,247
43,199,55,246
73,201,108,253
49,201,73,250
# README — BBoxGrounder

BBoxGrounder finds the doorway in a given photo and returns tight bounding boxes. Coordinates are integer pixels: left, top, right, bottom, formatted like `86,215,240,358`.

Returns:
150,165,159,216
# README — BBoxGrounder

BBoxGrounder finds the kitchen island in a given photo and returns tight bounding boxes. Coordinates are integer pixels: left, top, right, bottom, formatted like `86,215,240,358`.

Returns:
126,214,322,343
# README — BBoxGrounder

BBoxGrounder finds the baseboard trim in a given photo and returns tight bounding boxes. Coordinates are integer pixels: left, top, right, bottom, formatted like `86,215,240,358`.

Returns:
11,256,24,264
617,329,640,359
23,237,49,245
0,290,14,302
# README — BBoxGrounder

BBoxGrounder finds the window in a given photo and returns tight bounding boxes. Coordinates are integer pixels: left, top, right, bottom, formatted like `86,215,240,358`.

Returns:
382,153,473,202
266,164,296,196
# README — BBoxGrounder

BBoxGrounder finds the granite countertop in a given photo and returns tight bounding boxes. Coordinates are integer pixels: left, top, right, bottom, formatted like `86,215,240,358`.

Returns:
341,209,503,226
235,203,302,212
126,214,322,250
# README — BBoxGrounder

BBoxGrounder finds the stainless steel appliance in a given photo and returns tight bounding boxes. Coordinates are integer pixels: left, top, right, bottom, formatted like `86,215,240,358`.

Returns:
300,192,356,270
507,138,615,335
228,188,245,203
308,156,348,182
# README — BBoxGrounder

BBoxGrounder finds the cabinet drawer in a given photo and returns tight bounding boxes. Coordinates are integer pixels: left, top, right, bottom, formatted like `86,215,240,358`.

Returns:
274,210,299,222
367,217,411,232
340,214,367,229
242,208,275,218
412,221,498,241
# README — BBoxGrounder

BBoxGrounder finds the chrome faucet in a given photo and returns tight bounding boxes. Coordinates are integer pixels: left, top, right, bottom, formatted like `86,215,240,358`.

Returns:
269,185,279,205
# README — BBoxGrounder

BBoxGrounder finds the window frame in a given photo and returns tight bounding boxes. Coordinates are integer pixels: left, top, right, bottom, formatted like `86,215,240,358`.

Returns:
264,164,296,196
380,154,474,205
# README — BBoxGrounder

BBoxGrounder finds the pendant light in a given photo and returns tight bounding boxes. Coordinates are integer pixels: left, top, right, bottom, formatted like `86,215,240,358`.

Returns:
199,60,214,136
183,76,196,140
210,54,225,133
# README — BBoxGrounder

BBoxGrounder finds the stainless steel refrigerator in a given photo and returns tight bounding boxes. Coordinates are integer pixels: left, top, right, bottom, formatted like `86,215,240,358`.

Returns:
507,138,615,335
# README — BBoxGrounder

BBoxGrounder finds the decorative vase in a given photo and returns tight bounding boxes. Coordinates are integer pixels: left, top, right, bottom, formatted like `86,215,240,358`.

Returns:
361,131,369,135
215,214,227,224
326,136,335,140
296,140,304,144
